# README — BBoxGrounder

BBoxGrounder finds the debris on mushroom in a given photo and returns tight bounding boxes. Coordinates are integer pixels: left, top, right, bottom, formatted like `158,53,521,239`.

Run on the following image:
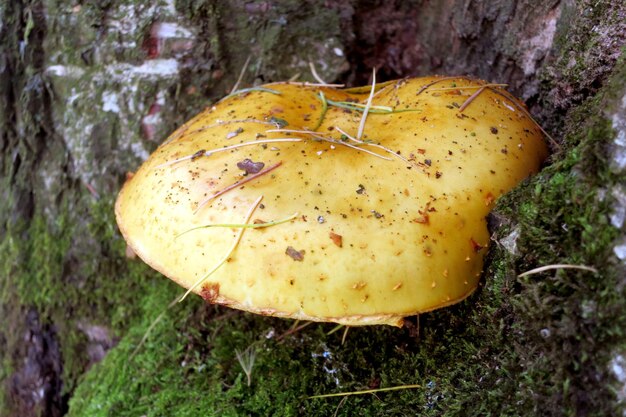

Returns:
115,76,549,326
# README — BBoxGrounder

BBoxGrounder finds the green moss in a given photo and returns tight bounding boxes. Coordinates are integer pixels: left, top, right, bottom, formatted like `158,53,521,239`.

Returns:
0,197,178,408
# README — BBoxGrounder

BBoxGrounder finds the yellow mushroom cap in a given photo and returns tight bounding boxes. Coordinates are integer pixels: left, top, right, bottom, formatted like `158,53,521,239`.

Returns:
115,76,548,326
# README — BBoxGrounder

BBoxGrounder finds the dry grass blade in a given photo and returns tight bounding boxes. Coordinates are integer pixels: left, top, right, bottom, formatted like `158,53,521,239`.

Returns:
309,384,422,399
518,264,598,278
179,195,263,301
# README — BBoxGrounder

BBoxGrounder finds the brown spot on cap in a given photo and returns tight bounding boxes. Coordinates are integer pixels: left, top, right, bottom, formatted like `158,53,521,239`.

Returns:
200,283,220,303
329,231,343,247
470,238,484,253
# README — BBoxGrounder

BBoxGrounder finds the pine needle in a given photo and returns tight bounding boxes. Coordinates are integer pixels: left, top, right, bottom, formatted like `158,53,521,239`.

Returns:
224,86,281,100
179,195,263,302
326,99,393,113
335,126,410,165
308,384,422,399
155,139,300,169
230,55,252,94
265,128,393,161
276,321,314,341
309,61,327,85
428,83,508,91
313,91,329,131
416,76,461,95
130,295,180,361
341,326,350,345
176,212,299,238
518,264,598,278
458,86,486,113
357,68,376,140
326,324,344,335
195,162,282,213
488,88,560,149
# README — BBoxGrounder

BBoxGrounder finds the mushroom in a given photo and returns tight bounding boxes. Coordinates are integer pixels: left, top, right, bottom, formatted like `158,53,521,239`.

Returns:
115,76,548,326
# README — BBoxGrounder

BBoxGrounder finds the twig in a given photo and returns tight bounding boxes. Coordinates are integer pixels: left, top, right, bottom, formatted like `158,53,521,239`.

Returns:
309,384,422,399
195,162,282,213
517,264,598,278
179,195,263,301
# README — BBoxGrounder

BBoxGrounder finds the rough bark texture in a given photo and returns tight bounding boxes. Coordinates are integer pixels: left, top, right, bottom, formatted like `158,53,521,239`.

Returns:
0,1,624,416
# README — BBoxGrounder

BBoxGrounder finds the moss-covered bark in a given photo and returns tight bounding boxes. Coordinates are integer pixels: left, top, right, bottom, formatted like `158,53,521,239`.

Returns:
1,0,624,416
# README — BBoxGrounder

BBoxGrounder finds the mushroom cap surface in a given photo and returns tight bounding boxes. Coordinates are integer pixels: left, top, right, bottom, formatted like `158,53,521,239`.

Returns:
115,76,548,326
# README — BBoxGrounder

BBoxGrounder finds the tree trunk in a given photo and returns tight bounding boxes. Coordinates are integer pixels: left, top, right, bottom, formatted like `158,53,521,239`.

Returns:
0,1,624,416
